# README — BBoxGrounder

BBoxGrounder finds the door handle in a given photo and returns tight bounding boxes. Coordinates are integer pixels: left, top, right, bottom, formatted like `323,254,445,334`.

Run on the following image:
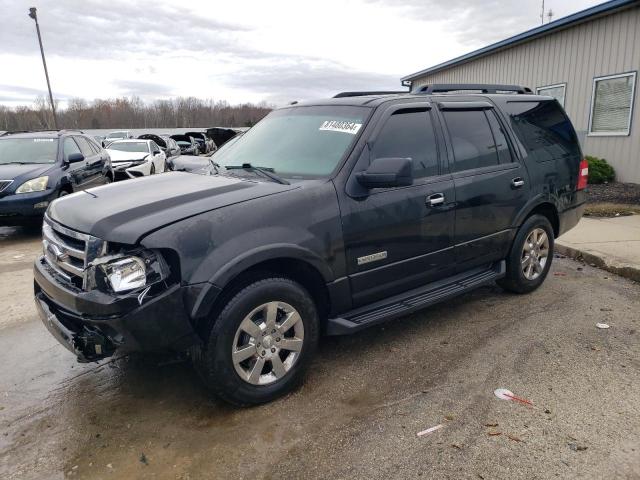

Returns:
427,193,445,206
511,177,525,188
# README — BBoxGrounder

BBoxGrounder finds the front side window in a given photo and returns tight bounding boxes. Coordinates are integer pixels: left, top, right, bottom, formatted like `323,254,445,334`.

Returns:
74,136,95,157
536,83,566,107
371,109,439,178
63,137,82,161
0,138,59,164
443,110,500,172
214,106,369,177
107,142,150,153
589,72,636,135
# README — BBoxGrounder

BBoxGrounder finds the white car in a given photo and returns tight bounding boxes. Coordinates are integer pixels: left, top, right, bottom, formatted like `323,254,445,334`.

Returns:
106,139,166,180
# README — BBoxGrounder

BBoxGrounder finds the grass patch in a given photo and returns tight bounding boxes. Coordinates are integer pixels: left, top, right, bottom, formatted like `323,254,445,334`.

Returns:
584,202,640,217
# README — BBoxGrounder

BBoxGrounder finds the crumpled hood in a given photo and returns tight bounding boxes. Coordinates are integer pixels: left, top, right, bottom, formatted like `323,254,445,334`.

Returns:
48,172,297,244
106,149,149,162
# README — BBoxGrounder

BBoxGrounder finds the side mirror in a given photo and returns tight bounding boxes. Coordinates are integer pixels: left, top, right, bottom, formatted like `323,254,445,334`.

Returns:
67,152,85,163
356,157,413,189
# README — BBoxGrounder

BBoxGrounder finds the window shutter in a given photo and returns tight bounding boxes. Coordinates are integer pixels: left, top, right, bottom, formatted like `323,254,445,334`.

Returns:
591,74,635,133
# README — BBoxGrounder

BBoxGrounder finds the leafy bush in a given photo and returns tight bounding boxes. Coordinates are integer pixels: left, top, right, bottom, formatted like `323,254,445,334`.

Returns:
586,156,615,184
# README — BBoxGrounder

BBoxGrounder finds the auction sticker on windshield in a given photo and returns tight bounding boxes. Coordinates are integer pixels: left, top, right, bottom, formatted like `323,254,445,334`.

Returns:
319,120,362,135
33,139,54,142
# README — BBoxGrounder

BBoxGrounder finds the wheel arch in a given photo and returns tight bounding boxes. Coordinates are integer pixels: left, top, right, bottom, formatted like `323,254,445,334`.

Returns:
515,198,560,238
190,248,333,337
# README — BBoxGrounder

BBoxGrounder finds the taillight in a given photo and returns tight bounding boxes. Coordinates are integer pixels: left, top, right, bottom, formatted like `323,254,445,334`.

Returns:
577,159,588,190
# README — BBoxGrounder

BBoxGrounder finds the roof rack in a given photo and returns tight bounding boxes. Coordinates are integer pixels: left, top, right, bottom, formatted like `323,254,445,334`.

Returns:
333,91,409,98
415,84,532,94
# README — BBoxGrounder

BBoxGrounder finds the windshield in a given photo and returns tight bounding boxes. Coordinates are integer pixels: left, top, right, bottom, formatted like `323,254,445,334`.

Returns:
107,132,127,139
214,106,369,177
0,138,59,164
108,142,149,153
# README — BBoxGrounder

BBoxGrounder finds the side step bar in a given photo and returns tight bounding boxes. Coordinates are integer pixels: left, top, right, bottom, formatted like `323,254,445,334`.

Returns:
326,261,505,335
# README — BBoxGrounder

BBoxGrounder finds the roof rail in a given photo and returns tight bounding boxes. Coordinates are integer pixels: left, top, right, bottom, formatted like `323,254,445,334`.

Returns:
333,90,409,98
415,84,532,94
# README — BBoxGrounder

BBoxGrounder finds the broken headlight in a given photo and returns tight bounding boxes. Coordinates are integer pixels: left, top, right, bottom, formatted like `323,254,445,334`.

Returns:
102,257,146,292
90,249,170,294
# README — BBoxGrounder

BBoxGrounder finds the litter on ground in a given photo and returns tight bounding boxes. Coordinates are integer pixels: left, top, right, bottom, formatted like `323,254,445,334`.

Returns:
417,424,444,437
596,323,610,329
494,388,533,406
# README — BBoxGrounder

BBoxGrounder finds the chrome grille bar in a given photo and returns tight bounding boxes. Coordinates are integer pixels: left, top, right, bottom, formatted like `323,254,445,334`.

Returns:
42,215,107,290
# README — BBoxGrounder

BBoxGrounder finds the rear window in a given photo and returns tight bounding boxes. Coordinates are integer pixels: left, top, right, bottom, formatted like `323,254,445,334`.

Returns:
0,138,59,164
503,100,581,162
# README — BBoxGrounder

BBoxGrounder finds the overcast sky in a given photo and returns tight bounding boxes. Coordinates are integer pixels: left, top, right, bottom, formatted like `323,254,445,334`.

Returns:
0,0,604,108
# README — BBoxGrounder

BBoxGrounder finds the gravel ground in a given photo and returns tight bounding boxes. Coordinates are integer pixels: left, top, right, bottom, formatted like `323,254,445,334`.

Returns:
1,226,639,480
586,182,640,205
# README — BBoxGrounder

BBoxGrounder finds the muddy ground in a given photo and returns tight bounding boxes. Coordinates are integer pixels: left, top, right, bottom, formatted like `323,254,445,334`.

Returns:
0,225,639,480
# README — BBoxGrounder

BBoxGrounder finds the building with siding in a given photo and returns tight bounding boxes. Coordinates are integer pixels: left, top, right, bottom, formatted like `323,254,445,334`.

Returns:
401,0,640,183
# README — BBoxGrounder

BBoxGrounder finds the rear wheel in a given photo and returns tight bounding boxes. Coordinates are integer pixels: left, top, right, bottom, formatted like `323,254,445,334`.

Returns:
193,277,319,406
498,214,554,294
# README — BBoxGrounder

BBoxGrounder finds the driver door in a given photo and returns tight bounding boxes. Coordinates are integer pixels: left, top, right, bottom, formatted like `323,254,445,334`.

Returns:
338,103,456,307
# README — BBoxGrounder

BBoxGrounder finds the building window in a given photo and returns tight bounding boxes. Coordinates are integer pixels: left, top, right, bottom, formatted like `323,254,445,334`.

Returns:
536,83,566,107
589,72,637,136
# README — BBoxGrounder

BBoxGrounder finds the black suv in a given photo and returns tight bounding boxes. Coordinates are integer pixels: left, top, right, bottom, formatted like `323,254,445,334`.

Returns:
0,130,112,226
34,85,587,405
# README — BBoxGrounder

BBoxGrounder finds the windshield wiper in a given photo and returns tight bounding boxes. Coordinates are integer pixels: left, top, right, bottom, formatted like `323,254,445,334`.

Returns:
224,163,289,185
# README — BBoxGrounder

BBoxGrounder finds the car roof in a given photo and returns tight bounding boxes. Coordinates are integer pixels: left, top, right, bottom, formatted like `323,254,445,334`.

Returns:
108,139,151,143
0,130,81,139
289,92,549,108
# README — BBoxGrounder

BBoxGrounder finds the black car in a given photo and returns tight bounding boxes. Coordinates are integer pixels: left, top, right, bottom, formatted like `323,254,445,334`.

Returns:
185,131,214,154
34,85,587,406
0,130,112,226
170,134,199,155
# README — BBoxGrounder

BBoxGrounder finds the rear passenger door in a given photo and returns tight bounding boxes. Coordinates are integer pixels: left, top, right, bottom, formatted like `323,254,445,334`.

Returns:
438,102,529,270
340,103,456,307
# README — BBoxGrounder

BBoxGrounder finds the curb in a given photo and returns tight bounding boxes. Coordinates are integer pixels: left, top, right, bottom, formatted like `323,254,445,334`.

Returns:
555,243,640,283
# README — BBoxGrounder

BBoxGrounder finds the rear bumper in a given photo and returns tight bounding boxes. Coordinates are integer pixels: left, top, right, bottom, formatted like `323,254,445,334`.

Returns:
558,200,586,237
34,256,202,362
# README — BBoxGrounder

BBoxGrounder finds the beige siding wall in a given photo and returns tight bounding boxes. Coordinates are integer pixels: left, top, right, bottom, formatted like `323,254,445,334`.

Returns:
411,6,640,183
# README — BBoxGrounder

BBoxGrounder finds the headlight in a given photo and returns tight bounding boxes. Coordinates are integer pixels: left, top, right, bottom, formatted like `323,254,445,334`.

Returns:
16,176,49,193
102,257,146,292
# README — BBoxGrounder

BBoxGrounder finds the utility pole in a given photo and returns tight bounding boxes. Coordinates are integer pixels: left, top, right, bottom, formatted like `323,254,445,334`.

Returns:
28,7,58,129
540,0,545,25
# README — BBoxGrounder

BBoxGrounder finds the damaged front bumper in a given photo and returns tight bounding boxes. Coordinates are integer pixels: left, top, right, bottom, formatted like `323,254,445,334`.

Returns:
34,256,202,362
112,160,151,180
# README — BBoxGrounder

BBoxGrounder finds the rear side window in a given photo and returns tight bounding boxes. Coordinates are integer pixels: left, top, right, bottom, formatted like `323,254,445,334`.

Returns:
503,100,581,162
485,110,513,164
442,110,500,172
63,137,82,160
372,109,439,178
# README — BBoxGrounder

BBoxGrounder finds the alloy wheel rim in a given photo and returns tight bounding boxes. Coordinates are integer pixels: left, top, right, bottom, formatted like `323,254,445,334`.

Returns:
231,301,304,385
521,227,549,280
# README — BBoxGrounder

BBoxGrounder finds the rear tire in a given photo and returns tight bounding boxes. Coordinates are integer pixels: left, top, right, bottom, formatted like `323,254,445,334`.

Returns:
193,277,319,406
497,214,554,294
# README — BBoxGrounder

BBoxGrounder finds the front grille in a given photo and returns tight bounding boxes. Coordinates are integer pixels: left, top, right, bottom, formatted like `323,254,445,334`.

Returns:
42,216,107,290
0,180,13,193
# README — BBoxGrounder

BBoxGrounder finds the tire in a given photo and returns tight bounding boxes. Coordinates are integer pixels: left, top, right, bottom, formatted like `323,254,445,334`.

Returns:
497,214,554,294
57,189,69,198
193,277,320,406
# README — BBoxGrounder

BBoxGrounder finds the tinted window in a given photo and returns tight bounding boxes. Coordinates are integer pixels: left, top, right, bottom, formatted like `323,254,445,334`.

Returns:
443,110,499,172
74,136,94,157
63,137,82,160
372,109,438,178
485,111,513,164
504,100,581,162
0,138,58,164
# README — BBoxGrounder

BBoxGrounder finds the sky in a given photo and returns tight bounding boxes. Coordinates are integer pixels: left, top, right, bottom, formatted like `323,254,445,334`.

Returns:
0,0,605,108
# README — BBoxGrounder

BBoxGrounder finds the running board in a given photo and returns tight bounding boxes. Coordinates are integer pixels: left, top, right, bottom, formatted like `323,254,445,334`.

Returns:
326,261,505,335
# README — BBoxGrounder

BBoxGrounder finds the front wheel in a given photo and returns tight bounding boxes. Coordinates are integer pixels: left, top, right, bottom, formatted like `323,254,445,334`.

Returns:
193,277,319,406
498,214,554,294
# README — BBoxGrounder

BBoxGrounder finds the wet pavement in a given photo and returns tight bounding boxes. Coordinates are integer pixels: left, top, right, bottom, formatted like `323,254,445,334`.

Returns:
1,225,639,479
